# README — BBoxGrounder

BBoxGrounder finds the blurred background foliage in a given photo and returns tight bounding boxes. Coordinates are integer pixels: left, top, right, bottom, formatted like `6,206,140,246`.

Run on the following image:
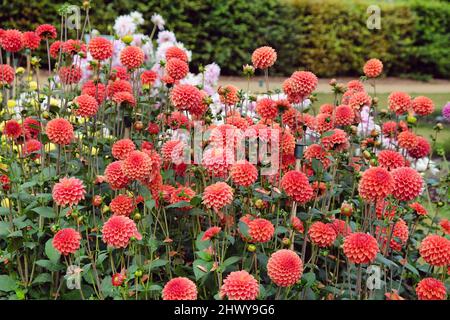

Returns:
0,0,449,78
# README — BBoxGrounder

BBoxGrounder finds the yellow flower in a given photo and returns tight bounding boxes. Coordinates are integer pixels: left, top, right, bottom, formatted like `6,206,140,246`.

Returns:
1,198,10,208
45,143,57,152
29,81,38,91
50,98,60,108
7,100,16,109
0,163,7,171
15,67,25,75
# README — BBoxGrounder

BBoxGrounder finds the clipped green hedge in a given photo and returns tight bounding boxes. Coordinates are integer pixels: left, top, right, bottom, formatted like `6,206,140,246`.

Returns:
0,0,448,78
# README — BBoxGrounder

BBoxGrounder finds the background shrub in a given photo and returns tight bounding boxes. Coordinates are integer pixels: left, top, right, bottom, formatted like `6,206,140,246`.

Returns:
0,0,448,78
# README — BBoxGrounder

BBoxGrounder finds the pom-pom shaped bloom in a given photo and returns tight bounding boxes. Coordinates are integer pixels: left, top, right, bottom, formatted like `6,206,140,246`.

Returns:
81,80,106,103
363,58,383,78
377,218,409,252
287,71,318,98
358,167,393,201
391,167,423,201
52,228,81,255
319,104,334,114
23,139,42,156
382,121,397,137
22,31,40,50
320,129,349,152
267,249,303,287
35,24,57,39
170,84,203,112
170,186,196,210
349,91,371,110
166,57,189,80
378,150,405,171
102,215,142,248
397,131,417,151
315,113,334,133
62,39,86,56
412,96,434,116
141,70,158,86
281,170,313,204
248,218,274,243
408,136,431,159
73,94,99,118
120,46,144,69
416,278,447,300
112,139,136,160
104,161,131,190
88,37,113,60
110,194,135,216
202,147,233,178
0,64,15,84
388,92,411,115
335,105,354,126
202,182,233,212
230,161,258,187
165,46,189,62
202,226,222,241
330,219,352,237
343,232,379,264
3,120,22,138
46,118,74,145
347,80,365,92
49,41,62,58
59,66,82,85
111,66,129,80
161,140,185,163
218,85,239,106
419,234,450,267
107,79,132,97
0,30,23,52
443,103,450,121
440,219,450,235
52,177,86,207
112,91,136,107
256,98,277,120
251,46,277,69
121,150,153,181
308,222,337,248
409,202,427,216
162,277,197,300
220,271,259,300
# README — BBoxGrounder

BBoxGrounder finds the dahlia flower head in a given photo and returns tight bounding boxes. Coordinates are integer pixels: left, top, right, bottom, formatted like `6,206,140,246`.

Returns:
23,139,42,156
121,150,154,181
343,232,379,264
202,147,233,178
218,85,239,106
59,66,82,85
377,150,405,171
0,64,15,85
419,234,450,267
0,29,23,52
35,24,57,39
284,70,318,100
3,120,22,139
73,94,99,118
363,58,383,78
256,98,278,120
104,161,131,190
82,80,106,103
166,46,189,62
248,218,274,243
46,118,74,146
388,92,411,115
442,102,450,121
88,37,113,61
52,177,86,207
267,249,303,287
412,96,434,116
230,161,258,187
52,228,81,255
102,215,142,248
110,194,135,216
202,226,221,241
170,84,203,113
391,167,423,201
291,216,304,233
281,170,313,204
348,91,372,110
335,105,355,126
397,130,418,151
358,167,393,202
170,186,196,210
308,222,337,248
416,278,447,300
107,79,133,97
22,31,41,50
112,91,136,107
112,139,136,160
408,136,431,159
166,57,189,80
202,182,234,212
120,45,144,69
161,140,186,164
377,219,409,252
220,270,259,300
162,277,197,300
251,46,277,69
321,129,349,152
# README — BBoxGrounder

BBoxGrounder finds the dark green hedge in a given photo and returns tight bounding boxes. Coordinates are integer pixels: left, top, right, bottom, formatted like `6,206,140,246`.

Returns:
1,0,449,78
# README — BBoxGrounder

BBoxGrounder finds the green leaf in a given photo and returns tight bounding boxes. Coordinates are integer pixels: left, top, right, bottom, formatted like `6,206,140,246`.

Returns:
45,238,61,264
32,207,55,218
144,200,155,211
35,259,64,272
196,251,212,261
0,221,10,237
376,253,398,268
303,272,316,287
32,273,52,285
221,256,241,269
193,259,213,281
146,259,169,271
275,226,288,235
0,275,17,292
166,201,190,209
238,221,250,238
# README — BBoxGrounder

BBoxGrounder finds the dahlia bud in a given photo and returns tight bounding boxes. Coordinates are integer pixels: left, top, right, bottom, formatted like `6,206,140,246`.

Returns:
102,205,110,214
30,56,41,67
42,111,50,119
282,237,291,246
369,159,378,166
242,64,255,77
134,121,144,131
112,273,125,287
350,126,358,135
372,97,379,105
121,35,133,45
254,199,265,209
92,195,102,207
434,123,443,131
374,140,381,147
247,244,257,252
329,78,337,86
407,114,417,125
82,1,90,9
370,129,379,138
133,213,141,221
134,270,143,278
379,108,388,116
340,202,353,217
77,216,84,224
363,150,371,160
436,201,444,208
50,224,59,234
15,67,25,75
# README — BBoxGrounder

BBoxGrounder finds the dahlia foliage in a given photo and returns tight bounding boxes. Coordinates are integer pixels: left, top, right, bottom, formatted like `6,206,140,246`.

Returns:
0,7,448,301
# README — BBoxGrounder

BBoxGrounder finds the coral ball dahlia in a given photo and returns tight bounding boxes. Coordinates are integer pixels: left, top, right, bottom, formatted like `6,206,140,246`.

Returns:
102,215,142,248
281,170,313,204
288,71,318,98
388,92,411,115
162,277,198,300
220,270,259,300
35,24,57,39
170,84,203,112
112,139,136,160
166,57,189,80
256,98,278,120
248,218,274,243
308,222,337,248
397,131,418,151
251,46,277,69
230,161,258,187
408,136,431,159
3,120,22,139
202,182,233,212
358,167,393,201
391,167,423,201
110,194,135,216
121,150,153,181
419,234,450,267
335,105,354,126
52,177,86,207
120,45,144,69
412,96,434,116
73,94,99,118
52,228,81,255
59,66,82,85
0,30,23,52
165,46,189,62
416,278,447,300
104,161,131,190
377,150,405,171
46,118,74,145
88,37,113,60
0,64,15,84
267,249,303,287
321,129,349,152
343,232,379,264
363,58,383,78
22,31,41,50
